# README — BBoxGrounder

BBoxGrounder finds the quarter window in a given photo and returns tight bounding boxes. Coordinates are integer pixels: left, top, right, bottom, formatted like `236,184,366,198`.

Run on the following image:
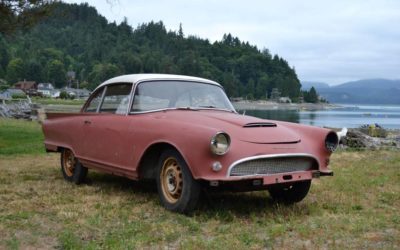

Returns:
84,87,104,112
99,83,132,114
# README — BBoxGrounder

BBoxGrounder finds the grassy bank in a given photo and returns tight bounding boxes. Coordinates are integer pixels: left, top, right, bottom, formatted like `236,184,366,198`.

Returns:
0,119,44,155
0,119,399,249
32,97,86,106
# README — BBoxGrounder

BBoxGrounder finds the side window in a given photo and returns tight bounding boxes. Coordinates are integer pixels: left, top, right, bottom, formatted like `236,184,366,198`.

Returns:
99,83,132,114
131,81,171,112
84,87,104,113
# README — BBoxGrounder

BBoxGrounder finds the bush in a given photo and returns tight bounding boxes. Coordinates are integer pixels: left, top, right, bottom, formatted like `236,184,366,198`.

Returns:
60,91,77,100
59,91,67,99
11,93,26,99
359,124,388,138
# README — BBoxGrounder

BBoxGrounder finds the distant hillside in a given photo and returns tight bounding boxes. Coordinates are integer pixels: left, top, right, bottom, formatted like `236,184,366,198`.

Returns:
0,2,302,99
334,79,400,90
303,79,400,104
301,81,330,90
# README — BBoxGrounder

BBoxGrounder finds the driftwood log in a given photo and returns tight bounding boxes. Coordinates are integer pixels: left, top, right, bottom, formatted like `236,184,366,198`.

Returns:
0,100,39,120
341,128,400,149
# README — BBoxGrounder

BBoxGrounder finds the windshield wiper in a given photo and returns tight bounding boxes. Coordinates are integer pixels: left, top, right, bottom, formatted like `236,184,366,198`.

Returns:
198,105,217,108
198,105,236,113
175,107,199,111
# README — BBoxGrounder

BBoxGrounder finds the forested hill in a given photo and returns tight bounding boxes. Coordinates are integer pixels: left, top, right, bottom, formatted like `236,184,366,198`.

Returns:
0,2,302,99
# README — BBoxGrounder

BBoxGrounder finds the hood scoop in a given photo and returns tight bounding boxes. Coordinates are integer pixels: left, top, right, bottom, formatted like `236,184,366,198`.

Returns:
243,122,277,128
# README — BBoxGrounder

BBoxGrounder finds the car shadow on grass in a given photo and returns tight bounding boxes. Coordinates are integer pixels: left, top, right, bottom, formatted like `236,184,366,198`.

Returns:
198,191,313,219
86,172,157,192
81,171,312,218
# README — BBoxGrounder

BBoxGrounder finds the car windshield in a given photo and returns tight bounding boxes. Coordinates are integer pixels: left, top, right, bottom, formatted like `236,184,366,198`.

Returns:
131,80,236,113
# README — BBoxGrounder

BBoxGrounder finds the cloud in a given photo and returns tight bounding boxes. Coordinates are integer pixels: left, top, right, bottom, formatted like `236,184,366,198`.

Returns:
66,0,400,85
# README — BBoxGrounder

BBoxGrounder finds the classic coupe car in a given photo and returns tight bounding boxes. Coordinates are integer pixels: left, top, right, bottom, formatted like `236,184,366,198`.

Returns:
42,74,339,213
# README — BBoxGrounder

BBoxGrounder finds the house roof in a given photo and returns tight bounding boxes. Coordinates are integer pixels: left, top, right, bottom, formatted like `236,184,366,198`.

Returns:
5,88,25,95
15,81,37,89
38,83,54,89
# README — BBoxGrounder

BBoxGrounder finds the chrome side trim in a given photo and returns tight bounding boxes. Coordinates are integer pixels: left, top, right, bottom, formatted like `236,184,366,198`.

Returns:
226,153,320,178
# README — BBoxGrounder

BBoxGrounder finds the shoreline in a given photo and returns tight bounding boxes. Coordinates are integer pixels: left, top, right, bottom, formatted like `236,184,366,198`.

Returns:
232,100,339,111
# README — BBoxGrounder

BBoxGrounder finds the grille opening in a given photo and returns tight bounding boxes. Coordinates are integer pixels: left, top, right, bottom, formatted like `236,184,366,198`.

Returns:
243,122,277,128
283,175,292,180
229,156,318,177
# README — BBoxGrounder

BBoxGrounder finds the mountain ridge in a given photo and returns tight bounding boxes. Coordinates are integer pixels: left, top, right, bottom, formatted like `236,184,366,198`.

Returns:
301,79,400,104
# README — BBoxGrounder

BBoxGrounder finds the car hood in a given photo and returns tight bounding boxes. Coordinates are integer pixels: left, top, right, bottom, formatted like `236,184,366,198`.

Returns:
160,110,301,144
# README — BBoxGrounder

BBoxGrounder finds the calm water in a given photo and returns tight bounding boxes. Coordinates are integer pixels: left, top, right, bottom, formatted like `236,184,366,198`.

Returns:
241,104,400,129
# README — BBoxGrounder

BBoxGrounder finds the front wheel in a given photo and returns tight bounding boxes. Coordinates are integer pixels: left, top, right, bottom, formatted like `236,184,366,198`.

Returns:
268,180,311,204
156,149,201,213
61,148,88,184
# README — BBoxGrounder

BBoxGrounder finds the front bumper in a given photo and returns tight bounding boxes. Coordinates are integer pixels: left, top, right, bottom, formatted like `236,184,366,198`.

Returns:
206,170,333,190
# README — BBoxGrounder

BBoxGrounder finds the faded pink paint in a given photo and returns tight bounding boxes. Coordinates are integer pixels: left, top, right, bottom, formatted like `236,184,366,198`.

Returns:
43,109,334,185
42,74,336,189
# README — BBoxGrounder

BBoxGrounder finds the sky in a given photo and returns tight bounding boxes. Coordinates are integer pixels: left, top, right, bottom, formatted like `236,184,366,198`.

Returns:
66,0,400,85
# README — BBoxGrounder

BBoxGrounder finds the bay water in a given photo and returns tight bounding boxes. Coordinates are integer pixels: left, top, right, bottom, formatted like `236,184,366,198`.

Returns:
241,104,400,129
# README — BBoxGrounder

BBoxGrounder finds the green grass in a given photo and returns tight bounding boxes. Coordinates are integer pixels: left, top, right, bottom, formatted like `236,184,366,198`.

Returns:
0,119,45,155
32,97,86,106
0,119,399,249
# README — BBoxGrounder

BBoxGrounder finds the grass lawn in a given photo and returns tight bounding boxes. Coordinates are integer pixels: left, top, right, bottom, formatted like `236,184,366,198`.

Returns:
0,119,45,155
0,119,399,249
32,97,86,106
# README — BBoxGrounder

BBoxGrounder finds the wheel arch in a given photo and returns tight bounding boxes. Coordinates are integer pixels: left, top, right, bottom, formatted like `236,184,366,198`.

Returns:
51,144,72,153
137,142,189,180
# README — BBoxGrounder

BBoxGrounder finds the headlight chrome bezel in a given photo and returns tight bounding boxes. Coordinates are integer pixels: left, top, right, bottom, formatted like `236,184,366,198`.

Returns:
210,132,231,155
325,131,339,152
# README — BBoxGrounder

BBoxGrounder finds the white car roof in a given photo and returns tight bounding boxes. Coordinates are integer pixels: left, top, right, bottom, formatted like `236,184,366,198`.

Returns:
95,74,221,91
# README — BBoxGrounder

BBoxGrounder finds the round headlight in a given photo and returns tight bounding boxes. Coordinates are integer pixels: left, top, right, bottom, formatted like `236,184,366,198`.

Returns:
210,132,231,155
325,131,339,152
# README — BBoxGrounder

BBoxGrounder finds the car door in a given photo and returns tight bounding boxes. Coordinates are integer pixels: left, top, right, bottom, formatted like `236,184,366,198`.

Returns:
73,86,105,157
81,83,136,172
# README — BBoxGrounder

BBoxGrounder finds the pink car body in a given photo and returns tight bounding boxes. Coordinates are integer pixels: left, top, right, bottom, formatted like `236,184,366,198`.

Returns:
43,74,338,213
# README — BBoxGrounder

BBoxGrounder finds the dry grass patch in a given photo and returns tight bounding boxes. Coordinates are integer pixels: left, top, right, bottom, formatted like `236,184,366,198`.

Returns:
0,150,399,249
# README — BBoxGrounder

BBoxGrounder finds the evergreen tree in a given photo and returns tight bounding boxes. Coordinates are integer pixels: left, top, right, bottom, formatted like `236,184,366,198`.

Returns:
308,87,319,103
0,0,55,35
0,1,319,101
6,58,25,83
46,59,66,88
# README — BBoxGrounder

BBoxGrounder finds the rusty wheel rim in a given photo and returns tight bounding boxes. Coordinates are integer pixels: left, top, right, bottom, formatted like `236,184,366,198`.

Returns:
63,149,75,177
160,157,183,203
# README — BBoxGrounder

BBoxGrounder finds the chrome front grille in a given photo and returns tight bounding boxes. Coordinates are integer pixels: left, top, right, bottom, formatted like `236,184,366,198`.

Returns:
229,155,318,177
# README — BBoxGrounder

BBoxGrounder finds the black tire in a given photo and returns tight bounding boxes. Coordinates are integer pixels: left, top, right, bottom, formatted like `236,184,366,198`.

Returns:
60,148,88,184
268,180,311,204
156,149,201,213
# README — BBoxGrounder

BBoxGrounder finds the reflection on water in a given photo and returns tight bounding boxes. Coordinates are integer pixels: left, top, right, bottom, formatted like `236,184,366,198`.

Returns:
240,104,400,129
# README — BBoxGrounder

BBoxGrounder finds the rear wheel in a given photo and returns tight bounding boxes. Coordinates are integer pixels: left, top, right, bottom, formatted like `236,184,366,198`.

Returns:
61,148,88,184
268,180,311,204
156,149,201,213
